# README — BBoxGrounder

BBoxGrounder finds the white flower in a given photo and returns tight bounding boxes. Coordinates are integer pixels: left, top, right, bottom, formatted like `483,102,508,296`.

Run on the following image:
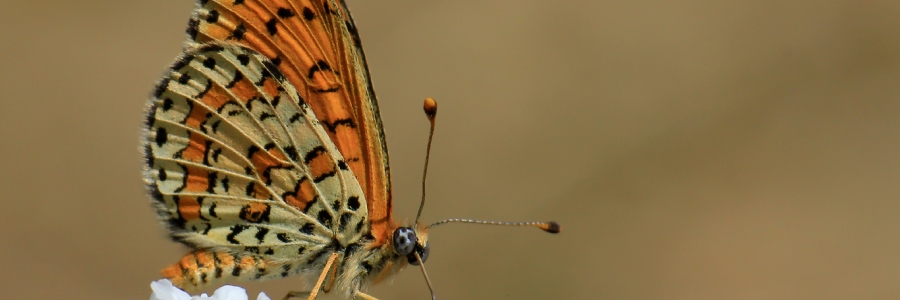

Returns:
150,279,271,300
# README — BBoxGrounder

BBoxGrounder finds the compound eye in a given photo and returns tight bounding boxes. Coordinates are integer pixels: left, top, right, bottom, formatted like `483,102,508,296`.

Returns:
408,242,430,266
393,227,418,256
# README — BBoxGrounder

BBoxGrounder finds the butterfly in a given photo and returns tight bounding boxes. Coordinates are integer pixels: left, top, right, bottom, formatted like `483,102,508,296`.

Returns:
142,1,559,299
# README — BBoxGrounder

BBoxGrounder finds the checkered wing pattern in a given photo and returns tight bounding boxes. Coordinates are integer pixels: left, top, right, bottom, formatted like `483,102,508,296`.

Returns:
143,44,367,287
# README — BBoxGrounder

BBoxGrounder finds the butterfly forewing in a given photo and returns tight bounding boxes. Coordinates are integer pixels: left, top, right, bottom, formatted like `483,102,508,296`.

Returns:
185,0,396,246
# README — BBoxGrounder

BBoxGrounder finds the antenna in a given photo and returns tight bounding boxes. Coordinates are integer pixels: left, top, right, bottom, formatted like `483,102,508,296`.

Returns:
414,98,438,227
412,97,561,234
427,219,561,234
414,251,437,300
407,97,559,300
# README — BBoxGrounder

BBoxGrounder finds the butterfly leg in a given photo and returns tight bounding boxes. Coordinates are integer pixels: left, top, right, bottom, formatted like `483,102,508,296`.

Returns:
352,290,379,300
282,252,339,300
322,251,343,293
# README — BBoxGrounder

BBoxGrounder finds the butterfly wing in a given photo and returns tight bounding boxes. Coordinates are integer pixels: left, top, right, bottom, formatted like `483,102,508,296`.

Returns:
184,0,396,246
145,44,368,276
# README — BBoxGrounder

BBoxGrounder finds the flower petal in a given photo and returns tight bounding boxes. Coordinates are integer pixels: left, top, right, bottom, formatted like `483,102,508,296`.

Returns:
150,279,192,300
211,285,249,300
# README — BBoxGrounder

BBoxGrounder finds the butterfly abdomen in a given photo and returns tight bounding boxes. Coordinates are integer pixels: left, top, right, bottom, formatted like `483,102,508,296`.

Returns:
162,250,300,290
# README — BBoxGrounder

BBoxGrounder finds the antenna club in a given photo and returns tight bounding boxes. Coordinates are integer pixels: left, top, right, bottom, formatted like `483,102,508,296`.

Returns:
540,221,561,234
423,98,437,119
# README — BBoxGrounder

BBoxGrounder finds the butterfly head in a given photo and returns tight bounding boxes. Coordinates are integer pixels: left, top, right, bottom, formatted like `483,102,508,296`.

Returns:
392,226,430,266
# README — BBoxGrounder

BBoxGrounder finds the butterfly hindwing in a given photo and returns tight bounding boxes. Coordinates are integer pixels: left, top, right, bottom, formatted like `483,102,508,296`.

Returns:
144,44,368,262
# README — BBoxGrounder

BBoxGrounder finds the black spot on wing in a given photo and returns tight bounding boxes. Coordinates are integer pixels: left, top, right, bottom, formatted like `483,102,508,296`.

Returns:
276,233,291,243
171,54,195,72
202,57,217,69
314,170,336,183
225,71,244,89
259,112,276,122
147,183,163,204
271,95,281,108
300,223,315,235
303,146,327,164
205,9,219,23
196,80,213,99
211,148,222,163
155,127,168,147
278,8,296,18
255,227,269,243
144,143,155,168
162,98,174,111
317,210,332,228
231,23,246,40
202,44,225,53
214,255,223,278
283,146,299,162
302,7,315,21
265,18,278,35
247,145,260,159
345,20,362,49
307,60,332,80
226,225,248,244
261,168,273,185
239,203,271,223
289,113,302,124
303,196,318,213
206,171,217,193
236,54,250,66
322,118,356,133
208,202,218,218
177,73,191,84
347,196,360,211
262,60,286,81
338,213,351,232
322,1,332,15
145,104,158,129
186,18,200,40
355,219,365,233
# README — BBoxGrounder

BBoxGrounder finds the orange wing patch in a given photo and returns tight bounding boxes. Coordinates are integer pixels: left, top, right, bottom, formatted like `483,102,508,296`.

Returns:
176,196,202,222
284,177,317,212
199,84,234,110
183,166,210,192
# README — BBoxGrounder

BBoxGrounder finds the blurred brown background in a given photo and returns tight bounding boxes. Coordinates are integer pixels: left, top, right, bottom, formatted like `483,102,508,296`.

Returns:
1,0,899,299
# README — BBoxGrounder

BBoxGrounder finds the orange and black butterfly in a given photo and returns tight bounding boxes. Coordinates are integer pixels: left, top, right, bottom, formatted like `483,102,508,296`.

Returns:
142,1,559,299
